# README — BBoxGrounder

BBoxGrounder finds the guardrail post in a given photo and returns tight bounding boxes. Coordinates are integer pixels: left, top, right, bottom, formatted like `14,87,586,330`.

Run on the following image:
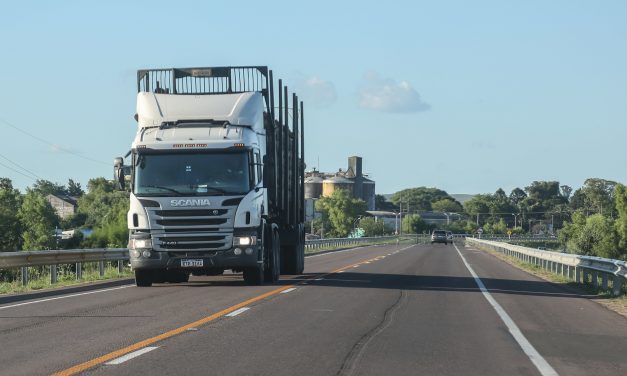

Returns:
99,261,105,277
612,275,622,296
50,265,57,284
76,262,82,280
118,260,123,273
21,267,28,286
592,271,598,288
601,273,608,290
575,267,581,283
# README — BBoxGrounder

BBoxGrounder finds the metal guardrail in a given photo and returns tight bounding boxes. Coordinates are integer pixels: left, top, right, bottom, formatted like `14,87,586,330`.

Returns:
304,236,408,250
466,238,627,296
1,236,414,286
0,248,129,286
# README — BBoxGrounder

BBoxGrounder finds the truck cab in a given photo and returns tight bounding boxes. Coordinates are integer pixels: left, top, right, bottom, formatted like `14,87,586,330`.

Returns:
115,67,305,286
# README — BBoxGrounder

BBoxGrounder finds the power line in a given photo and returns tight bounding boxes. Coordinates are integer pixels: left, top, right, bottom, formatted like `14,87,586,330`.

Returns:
0,152,41,180
0,117,108,166
0,160,37,181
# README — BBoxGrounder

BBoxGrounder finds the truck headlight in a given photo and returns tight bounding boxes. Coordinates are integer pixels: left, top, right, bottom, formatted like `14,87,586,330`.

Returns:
129,238,152,250
233,236,257,246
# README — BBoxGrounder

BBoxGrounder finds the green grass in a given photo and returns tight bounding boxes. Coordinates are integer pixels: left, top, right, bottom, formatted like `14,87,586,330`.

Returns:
468,241,627,316
0,264,134,295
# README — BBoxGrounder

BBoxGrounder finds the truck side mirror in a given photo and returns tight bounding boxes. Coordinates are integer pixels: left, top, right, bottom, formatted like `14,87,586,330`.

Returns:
113,157,126,190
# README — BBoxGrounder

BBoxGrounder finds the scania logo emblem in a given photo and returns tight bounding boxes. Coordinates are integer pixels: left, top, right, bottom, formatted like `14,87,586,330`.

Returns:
170,199,211,207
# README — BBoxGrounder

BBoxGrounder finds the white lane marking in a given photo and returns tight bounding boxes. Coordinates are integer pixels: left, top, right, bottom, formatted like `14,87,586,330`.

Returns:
280,288,297,294
0,285,133,311
453,243,558,376
105,346,159,365
226,307,250,317
353,265,360,268
314,278,324,281
305,246,369,258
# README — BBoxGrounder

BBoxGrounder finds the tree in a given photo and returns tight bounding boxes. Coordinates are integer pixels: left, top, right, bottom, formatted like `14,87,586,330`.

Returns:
463,194,492,225
31,179,66,197
0,178,22,251
431,199,463,213
316,189,366,237
560,185,573,201
581,178,617,217
76,177,130,247
18,190,59,250
401,214,427,234
509,188,527,207
78,177,128,228
613,184,627,259
375,194,398,211
390,187,455,212
67,179,84,197
483,218,507,235
359,217,386,237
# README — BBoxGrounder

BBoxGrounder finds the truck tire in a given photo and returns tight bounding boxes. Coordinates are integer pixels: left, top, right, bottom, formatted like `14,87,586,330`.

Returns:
264,231,280,282
243,264,264,285
135,269,153,287
283,225,305,275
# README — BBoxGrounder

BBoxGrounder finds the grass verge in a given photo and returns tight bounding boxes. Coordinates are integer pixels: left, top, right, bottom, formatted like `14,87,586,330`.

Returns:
0,264,133,296
467,241,627,318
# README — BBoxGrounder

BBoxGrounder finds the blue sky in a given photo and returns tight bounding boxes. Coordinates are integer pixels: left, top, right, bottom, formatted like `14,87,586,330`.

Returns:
0,0,625,195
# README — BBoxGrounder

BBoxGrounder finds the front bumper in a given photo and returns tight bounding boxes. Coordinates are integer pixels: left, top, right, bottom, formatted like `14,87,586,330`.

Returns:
129,247,261,270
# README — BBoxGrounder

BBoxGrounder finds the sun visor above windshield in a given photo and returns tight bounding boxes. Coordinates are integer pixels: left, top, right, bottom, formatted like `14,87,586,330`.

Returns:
136,92,264,131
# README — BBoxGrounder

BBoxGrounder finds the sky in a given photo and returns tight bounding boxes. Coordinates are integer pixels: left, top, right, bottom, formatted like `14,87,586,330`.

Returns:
0,0,625,196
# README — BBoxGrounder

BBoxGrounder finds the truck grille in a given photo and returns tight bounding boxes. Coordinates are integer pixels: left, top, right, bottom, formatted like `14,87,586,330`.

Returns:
156,218,227,226
146,199,242,252
156,233,231,252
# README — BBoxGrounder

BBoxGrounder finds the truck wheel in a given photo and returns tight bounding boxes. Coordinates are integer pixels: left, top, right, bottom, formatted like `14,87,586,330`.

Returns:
135,269,153,287
243,265,264,285
264,231,280,282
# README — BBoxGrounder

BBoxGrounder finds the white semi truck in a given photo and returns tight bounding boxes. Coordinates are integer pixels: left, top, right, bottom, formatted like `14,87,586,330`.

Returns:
114,66,305,286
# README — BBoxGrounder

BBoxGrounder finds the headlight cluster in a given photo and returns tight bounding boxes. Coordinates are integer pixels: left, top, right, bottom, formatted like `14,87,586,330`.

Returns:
129,238,152,250
233,236,257,246
129,238,153,258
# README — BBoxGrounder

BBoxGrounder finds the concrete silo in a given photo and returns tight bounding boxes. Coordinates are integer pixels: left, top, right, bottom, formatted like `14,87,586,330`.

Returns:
304,175,323,199
322,175,354,197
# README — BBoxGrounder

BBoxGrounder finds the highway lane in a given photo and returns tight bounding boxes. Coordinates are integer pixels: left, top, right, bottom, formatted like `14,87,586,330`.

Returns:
1,241,626,375
0,243,408,376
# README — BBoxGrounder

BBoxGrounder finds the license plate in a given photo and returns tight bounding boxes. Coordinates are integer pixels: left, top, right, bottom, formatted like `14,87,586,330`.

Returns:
181,259,203,267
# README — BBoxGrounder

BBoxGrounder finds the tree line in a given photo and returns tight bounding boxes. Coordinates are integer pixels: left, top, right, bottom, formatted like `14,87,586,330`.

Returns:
310,178,627,260
0,177,128,252
2,175,625,260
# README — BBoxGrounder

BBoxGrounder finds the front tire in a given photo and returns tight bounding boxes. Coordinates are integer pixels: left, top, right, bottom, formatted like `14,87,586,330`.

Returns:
243,265,264,285
135,269,153,287
264,231,280,283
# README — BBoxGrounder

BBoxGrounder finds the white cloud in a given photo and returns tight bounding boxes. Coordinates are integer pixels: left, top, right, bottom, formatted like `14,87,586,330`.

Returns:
358,72,430,113
294,75,337,108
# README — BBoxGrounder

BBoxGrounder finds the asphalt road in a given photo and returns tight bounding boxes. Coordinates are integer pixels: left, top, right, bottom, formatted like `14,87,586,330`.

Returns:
1,241,626,376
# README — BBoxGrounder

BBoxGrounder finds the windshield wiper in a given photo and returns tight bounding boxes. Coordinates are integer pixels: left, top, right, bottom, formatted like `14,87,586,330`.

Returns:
143,185,185,195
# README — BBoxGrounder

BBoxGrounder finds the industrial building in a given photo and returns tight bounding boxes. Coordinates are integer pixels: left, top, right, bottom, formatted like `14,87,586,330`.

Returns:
305,156,375,222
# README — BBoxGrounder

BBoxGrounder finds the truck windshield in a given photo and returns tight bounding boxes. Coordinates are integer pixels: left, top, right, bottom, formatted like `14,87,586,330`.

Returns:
134,152,251,196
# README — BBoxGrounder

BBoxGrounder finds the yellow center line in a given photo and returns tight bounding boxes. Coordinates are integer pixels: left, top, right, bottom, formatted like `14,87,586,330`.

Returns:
52,284,295,376
53,247,395,376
